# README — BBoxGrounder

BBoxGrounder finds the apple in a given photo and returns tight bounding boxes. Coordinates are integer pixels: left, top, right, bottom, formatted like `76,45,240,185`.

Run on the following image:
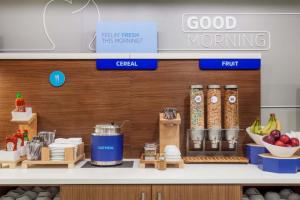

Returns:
279,135,291,144
263,135,275,145
290,138,300,147
270,130,281,140
275,140,286,147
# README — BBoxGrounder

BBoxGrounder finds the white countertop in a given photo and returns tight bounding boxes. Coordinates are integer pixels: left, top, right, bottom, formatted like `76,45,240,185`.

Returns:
0,159,299,185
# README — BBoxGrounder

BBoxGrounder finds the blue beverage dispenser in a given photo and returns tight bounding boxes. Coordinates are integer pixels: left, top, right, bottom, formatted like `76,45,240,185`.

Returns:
91,123,124,166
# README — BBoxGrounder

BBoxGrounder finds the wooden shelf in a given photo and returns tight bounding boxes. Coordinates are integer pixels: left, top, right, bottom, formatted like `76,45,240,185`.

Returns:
11,113,37,124
22,154,85,169
11,113,37,141
183,156,249,164
0,53,261,60
0,156,26,169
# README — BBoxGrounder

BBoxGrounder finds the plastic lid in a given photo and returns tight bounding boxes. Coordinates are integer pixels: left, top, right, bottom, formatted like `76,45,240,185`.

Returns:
95,123,120,129
225,85,238,89
208,85,221,89
191,85,203,89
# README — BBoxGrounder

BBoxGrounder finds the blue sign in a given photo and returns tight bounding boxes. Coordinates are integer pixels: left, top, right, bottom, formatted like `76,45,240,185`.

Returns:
49,71,65,87
96,21,157,53
199,59,261,70
97,59,157,70
91,135,123,162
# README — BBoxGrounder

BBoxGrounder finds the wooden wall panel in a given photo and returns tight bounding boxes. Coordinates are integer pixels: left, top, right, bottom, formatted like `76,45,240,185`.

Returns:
0,60,260,157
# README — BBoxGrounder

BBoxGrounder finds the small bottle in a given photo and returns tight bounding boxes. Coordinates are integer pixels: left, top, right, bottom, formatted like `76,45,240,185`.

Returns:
157,156,167,170
14,130,24,150
15,92,26,112
6,136,18,151
23,130,30,143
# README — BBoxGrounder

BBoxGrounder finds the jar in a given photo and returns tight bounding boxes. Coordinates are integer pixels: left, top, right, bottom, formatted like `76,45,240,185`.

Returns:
207,85,222,129
190,85,205,130
157,156,167,170
144,143,157,160
224,85,239,129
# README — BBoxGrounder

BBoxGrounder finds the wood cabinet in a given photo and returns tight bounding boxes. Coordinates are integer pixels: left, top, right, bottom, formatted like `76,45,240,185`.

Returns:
152,185,241,200
61,185,152,200
61,185,241,200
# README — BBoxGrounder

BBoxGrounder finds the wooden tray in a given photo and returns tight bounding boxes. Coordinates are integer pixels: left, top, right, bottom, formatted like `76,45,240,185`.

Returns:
22,143,85,168
0,156,26,169
183,156,249,164
139,154,184,169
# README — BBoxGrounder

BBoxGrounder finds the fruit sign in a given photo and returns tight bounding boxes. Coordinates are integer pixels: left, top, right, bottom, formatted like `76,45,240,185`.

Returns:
199,59,261,70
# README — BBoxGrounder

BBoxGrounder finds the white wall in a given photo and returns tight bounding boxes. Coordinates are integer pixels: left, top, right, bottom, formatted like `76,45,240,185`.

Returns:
0,0,300,131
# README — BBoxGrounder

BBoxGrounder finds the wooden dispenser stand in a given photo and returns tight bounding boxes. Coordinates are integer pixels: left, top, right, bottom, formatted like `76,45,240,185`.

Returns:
11,113,37,141
139,113,184,169
159,113,181,153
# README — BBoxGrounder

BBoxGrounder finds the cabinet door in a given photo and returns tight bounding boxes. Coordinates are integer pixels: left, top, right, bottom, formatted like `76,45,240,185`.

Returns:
61,185,151,200
152,185,241,200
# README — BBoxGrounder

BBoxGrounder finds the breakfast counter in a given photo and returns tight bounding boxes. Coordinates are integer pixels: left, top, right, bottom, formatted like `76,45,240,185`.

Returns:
0,160,299,185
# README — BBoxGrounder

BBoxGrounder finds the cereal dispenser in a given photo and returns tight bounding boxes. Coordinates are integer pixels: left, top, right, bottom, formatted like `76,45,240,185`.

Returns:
207,85,222,149
186,84,240,156
224,85,239,149
190,85,205,149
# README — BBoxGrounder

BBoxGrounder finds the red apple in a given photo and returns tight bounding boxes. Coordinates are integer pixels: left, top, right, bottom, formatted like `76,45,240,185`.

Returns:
263,135,275,144
286,144,292,147
279,135,291,144
290,138,300,147
275,140,286,147
270,130,281,140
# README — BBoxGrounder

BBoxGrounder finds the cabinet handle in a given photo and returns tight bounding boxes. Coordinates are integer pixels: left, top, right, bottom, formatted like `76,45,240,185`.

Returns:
140,192,145,200
157,192,162,200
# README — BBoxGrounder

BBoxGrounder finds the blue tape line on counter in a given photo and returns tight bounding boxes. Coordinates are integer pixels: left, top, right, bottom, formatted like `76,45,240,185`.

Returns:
199,59,261,70
96,59,158,70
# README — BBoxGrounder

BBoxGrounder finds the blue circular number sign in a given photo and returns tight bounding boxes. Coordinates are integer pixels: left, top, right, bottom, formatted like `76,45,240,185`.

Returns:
49,71,65,87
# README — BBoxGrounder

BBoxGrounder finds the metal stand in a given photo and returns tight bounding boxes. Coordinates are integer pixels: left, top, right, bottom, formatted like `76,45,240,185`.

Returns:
186,129,240,156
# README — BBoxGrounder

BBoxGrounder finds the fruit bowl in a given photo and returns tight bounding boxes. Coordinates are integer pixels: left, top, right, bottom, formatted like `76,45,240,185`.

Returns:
246,127,264,146
262,140,300,158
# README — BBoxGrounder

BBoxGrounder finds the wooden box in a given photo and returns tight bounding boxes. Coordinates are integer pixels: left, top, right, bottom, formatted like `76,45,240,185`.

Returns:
159,113,181,153
22,143,85,168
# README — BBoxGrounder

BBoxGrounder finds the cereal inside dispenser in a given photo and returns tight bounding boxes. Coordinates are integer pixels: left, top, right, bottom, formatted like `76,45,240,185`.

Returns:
190,85,205,149
224,85,239,149
207,85,222,149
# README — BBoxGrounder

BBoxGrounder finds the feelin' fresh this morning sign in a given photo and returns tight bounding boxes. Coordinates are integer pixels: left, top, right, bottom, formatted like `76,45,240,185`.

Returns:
96,21,157,53
96,21,158,70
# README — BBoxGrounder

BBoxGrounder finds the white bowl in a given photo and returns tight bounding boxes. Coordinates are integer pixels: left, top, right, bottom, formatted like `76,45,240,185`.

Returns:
262,140,300,158
164,145,181,156
246,127,264,146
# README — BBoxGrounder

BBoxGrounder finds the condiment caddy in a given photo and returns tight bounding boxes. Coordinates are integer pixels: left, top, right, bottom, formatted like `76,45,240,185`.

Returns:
139,153,184,169
22,142,85,169
0,129,29,168
140,142,184,169
0,152,26,169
